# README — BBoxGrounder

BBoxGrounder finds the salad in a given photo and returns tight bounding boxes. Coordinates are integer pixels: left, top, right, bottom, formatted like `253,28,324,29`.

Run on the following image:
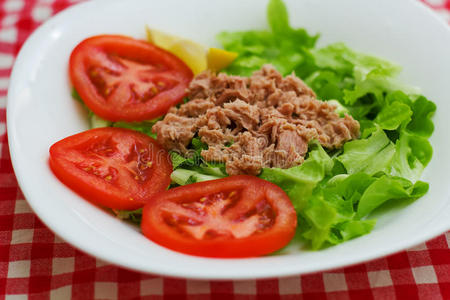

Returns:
49,0,436,257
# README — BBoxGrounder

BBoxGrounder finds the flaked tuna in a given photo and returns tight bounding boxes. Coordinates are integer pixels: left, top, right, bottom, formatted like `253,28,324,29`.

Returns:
153,65,360,175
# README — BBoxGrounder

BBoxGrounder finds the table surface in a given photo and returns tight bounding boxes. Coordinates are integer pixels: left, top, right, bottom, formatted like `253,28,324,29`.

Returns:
1,0,449,299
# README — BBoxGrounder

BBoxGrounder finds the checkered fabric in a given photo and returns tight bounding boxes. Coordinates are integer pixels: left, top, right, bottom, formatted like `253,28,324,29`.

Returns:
1,0,449,299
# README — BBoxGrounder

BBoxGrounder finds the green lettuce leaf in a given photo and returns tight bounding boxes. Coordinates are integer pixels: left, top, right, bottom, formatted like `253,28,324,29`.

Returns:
374,101,412,131
305,43,427,135
304,70,348,100
169,152,189,169
298,172,426,249
71,88,112,128
267,0,290,35
259,142,333,210
407,96,437,138
310,43,400,79
113,120,159,139
71,88,83,103
331,220,376,243
338,127,395,175
217,0,318,76
89,113,112,128
113,208,143,224
356,175,428,219
301,193,338,249
170,168,223,186
298,173,373,249
301,173,377,248
391,131,433,182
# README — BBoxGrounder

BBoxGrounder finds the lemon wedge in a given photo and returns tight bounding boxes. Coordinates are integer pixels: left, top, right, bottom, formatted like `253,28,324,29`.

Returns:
146,26,238,74
207,48,238,72
146,27,207,75
146,27,177,49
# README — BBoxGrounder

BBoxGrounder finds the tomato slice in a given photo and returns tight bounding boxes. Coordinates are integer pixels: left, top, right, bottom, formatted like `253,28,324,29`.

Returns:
69,35,193,122
49,127,172,210
141,175,297,258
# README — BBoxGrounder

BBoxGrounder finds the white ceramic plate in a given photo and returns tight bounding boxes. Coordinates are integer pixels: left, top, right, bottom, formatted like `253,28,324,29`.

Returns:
7,0,450,279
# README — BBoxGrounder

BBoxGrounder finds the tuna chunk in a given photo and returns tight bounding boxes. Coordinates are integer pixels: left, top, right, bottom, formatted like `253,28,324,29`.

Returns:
152,113,197,154
153,65,360,175
274,124,308,169
222,100,260,131
177,99,215,118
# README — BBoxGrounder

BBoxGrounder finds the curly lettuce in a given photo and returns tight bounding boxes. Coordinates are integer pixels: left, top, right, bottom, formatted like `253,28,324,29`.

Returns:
222,0,435,249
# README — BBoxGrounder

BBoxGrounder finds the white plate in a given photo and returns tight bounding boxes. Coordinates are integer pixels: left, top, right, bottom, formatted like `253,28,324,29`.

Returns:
7,0,450,279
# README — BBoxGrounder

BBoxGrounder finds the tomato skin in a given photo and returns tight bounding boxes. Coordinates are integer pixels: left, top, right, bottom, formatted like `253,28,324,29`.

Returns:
69,35,193,122
141,175,297,258
49,127,172,210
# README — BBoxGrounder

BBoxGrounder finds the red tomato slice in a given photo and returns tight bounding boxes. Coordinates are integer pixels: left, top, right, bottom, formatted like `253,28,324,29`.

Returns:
141,175,297,258
49,127,172,210
69,35,193,122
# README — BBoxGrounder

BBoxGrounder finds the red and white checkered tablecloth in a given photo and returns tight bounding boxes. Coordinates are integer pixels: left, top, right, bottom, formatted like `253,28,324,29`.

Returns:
1,0,449,299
